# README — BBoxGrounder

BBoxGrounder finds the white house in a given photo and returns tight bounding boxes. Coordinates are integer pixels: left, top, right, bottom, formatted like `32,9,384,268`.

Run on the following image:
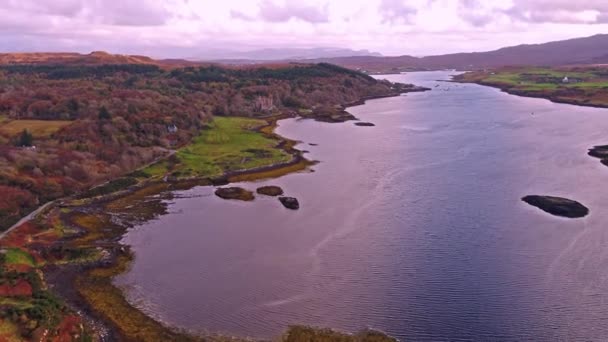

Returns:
562,76,569,83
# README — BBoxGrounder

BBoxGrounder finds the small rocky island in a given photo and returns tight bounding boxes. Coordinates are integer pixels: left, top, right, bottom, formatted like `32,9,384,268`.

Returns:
354,122,376,127
279,197,300,210
522,195,589,218
215,187,255,201
256,185,284,196
588,145,608,167
298,106,356,123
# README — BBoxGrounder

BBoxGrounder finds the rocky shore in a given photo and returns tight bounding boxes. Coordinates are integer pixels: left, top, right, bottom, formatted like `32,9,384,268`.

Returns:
299,84,430,123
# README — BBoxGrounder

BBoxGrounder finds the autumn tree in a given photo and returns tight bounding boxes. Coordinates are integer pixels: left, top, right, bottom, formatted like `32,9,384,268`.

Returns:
67,98,80,119
98,106,111,120
17,129,33,147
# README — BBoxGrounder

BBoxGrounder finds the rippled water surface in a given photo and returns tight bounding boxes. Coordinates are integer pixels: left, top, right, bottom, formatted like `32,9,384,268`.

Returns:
116,71,608,341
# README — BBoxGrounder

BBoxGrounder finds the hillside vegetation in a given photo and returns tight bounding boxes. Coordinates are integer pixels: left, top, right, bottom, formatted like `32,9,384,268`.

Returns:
0,60,414,230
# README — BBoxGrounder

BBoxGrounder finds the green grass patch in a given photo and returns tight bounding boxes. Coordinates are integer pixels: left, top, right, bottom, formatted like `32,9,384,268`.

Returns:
0,298,34,310
518,83,559,91
4,248,35,267
485,72,520,85
144,117,292,179
569,81,608,88
140,160,169,178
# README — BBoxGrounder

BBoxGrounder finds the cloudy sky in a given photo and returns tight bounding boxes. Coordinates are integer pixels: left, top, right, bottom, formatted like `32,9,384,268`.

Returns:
1,0,608,58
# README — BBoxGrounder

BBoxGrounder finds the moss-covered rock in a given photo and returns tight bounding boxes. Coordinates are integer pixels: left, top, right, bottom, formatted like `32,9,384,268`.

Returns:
215,187,254,201
256,185,284,196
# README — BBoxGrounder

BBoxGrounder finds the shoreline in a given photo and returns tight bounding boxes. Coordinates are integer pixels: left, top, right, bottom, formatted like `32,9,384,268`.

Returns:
1,114,310,342
0,90,414,341
454,75,608,110
45,115,315,341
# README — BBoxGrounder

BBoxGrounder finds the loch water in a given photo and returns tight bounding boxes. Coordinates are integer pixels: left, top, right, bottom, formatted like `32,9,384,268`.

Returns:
116,71,608,341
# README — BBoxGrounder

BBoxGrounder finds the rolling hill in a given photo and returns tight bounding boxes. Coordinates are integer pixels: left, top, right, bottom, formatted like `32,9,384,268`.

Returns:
0,51,202,68
304,34,608,72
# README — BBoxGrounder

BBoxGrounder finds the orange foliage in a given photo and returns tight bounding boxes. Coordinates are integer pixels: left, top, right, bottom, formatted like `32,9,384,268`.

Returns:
51,315,82,342
0,279,33,297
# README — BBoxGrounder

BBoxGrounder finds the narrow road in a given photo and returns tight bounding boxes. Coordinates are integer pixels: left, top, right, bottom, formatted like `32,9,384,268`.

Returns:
0,149,176,243
0,200,55,241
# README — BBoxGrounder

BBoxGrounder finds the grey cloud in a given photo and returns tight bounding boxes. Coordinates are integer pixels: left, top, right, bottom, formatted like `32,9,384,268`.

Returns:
91,1,172,26
3,0,85,17
230,10,254,21
0,9,50,32
598,13,608,23
0,0,173,27
457,0,492,27
461,13,492,27
505,0,608,24
230,1,329,23
459,0,481,9
379,0,417,24
257,0,329,23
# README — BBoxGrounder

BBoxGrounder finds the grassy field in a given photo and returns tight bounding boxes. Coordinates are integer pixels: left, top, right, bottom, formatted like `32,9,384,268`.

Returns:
145,116,293,179
0,119,72,137
4,248,35,267
456,66,608,107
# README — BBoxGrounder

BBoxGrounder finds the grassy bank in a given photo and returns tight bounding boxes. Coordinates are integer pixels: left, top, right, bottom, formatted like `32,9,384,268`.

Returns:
144,116,295,179
455,66,608,107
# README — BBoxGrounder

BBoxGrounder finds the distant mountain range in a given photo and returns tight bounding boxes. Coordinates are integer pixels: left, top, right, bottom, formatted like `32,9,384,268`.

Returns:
2,34,608,72
0,48,382,68
199,47,382,62
304,34,608,72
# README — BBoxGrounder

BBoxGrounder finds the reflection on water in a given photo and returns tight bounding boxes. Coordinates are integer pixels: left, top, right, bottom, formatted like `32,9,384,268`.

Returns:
116,71,608,341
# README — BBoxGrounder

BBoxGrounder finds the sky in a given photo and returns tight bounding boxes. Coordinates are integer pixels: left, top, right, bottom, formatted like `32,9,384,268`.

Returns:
1,0,608,58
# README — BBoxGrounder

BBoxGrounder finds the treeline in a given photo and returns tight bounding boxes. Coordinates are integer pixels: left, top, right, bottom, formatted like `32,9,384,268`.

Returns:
169,63,375,84
0,64,161,79
1,63,371,83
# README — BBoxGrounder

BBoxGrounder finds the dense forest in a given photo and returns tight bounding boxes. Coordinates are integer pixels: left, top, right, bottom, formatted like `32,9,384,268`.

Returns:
0,62,411,230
